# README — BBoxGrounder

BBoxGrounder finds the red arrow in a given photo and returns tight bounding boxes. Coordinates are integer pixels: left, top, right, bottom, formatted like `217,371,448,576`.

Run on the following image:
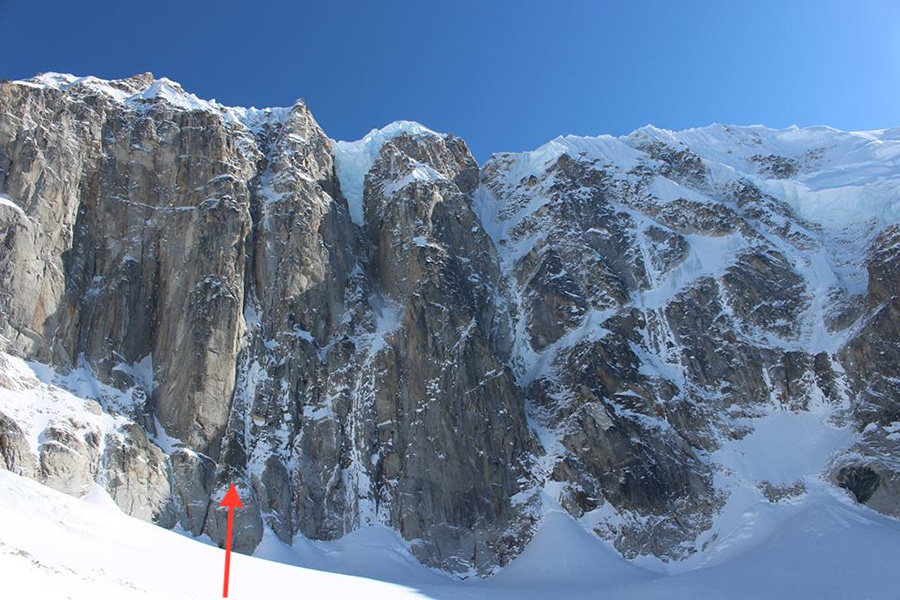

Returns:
219,484,243,598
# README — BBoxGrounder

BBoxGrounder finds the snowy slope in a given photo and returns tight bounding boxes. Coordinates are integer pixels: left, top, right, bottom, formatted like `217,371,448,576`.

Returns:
0,470,425,599
0,352,896,599
633,124,900,292
2,349,896,598
480,124,900,260
2,466,899,600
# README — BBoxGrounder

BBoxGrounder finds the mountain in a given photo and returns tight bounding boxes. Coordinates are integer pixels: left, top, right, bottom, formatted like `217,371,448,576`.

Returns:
0,72,898,579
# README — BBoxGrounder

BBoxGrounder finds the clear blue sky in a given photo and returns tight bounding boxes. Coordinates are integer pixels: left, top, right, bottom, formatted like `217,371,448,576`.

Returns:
2,0,898,161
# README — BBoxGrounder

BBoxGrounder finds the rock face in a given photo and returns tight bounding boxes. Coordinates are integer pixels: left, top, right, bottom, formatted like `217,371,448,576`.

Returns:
832,224,900,519
103,423,176,526
359,132,534,570
0,409,37,477
0,74,898,575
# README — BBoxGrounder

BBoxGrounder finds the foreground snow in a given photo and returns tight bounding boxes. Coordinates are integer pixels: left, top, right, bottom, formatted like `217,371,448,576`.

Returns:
0,470,426,599
2,468,898,599
1,352,898,598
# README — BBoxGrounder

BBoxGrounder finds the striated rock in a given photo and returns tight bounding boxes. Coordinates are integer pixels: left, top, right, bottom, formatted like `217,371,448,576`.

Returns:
360,131,535,574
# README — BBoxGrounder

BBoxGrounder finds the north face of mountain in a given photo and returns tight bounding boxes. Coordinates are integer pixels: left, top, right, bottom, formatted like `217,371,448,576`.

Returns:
0,73,898,575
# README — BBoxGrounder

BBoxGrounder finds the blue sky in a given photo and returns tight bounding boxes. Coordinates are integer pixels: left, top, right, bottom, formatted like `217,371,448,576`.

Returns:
2,0,898,161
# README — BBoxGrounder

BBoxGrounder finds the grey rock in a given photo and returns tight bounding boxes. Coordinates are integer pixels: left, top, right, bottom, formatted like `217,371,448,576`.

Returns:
204,478,263,555
749,154,799,179
0,410,36,477
255,456,293,543
359,132,536,574
722,249,808,340
758,481,806,503
836,465,880,504
102,423,176,526
170,448,217,536
38,424,100,496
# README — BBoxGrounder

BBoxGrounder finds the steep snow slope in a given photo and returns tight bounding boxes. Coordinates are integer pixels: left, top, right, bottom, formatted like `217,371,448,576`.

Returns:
479,123,900,293
631,124,900,293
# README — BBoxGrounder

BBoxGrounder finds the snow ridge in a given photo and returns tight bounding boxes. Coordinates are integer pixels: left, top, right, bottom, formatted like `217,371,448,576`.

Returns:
333,121,442,225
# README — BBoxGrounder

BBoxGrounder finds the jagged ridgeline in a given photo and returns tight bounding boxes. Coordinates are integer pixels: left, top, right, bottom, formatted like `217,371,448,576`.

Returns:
0,73,898,576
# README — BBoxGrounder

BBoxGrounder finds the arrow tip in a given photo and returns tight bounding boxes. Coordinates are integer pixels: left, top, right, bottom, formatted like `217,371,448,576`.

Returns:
219,484,243,508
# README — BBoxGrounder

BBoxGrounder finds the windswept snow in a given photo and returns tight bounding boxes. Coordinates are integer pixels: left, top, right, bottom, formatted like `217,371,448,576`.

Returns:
631,123,900,232
712,402,852,488
661,396,857,575
129,78,213,112
12,72,293,132
486,511,649,589
500,134,645,183
0,471,425,599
